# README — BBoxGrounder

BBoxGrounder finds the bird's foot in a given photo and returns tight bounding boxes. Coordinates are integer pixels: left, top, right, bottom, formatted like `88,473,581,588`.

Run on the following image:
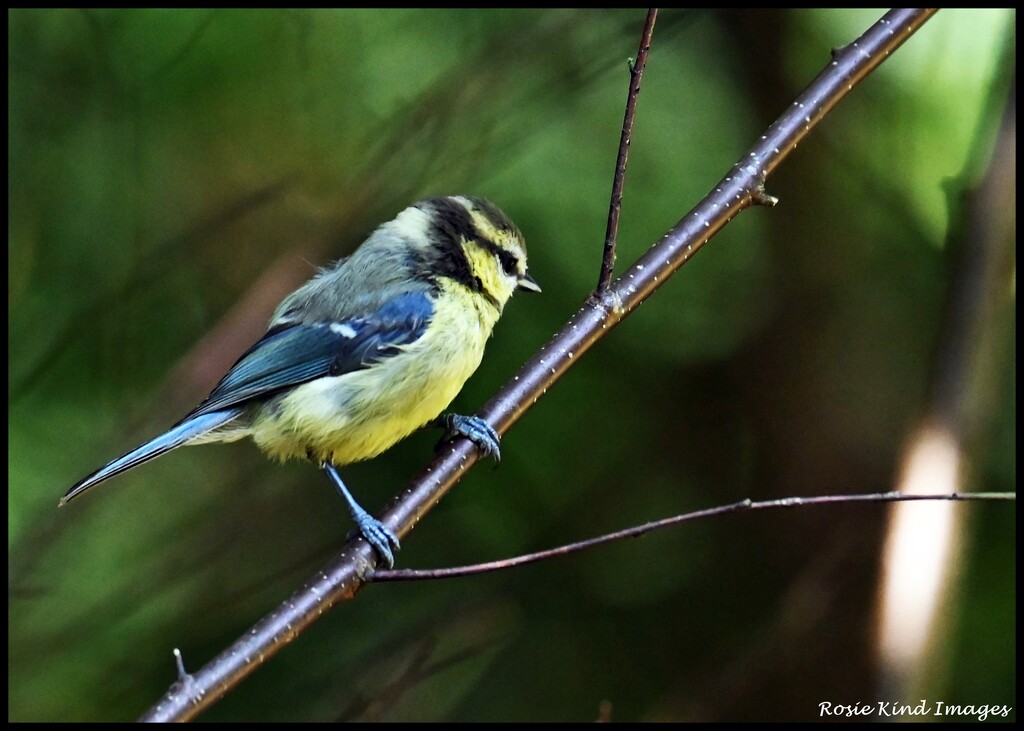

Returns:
436,414,502,464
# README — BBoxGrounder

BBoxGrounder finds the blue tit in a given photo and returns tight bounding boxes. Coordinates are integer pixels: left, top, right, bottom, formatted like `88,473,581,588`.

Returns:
62,196,540,567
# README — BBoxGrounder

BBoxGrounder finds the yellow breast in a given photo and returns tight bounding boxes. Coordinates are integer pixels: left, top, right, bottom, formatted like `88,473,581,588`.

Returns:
249,282,500,465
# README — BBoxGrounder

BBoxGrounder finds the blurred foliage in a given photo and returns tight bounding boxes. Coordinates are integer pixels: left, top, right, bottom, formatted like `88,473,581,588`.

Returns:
8,8,1015,722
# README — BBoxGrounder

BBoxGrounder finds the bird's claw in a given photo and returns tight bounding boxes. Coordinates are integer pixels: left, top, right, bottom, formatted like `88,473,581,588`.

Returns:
351,516,401,569
438,414,502,464
325,461,400,568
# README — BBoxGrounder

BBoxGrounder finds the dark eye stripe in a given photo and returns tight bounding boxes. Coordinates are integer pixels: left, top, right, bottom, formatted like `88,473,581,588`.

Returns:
497,250,518,275
419,197,523,309
420,199,483,292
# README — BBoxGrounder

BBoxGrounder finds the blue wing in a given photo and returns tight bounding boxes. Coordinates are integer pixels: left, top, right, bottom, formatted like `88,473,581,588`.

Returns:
186,290,434,419
61,291,433,506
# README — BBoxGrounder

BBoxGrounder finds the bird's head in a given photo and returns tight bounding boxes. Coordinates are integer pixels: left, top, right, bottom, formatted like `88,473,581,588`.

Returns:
397,196,541,311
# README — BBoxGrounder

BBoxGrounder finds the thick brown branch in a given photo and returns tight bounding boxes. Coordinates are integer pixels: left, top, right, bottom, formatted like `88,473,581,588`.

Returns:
140,8,939,722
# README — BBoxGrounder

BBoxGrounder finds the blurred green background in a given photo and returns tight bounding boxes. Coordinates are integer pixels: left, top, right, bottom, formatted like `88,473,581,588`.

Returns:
8,9,1015,722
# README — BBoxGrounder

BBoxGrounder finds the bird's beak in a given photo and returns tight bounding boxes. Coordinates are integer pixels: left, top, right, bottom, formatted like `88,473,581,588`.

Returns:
517,272,542,293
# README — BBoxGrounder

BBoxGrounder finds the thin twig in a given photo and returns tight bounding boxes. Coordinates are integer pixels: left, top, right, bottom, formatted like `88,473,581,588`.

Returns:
371,492,1014,582
140,9,939,722
597,8,658,293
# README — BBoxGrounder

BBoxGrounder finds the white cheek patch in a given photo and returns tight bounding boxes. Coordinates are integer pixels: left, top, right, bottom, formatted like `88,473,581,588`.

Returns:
330,323,358,338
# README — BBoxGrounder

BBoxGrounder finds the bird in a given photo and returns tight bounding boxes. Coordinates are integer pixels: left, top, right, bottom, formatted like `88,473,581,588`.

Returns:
61,195,540,567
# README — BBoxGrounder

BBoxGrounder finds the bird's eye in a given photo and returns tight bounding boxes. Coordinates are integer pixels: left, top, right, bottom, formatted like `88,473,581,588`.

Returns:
498,250,518,276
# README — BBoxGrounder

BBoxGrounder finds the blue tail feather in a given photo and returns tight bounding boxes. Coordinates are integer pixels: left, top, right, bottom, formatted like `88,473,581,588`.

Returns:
61,410,242,505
